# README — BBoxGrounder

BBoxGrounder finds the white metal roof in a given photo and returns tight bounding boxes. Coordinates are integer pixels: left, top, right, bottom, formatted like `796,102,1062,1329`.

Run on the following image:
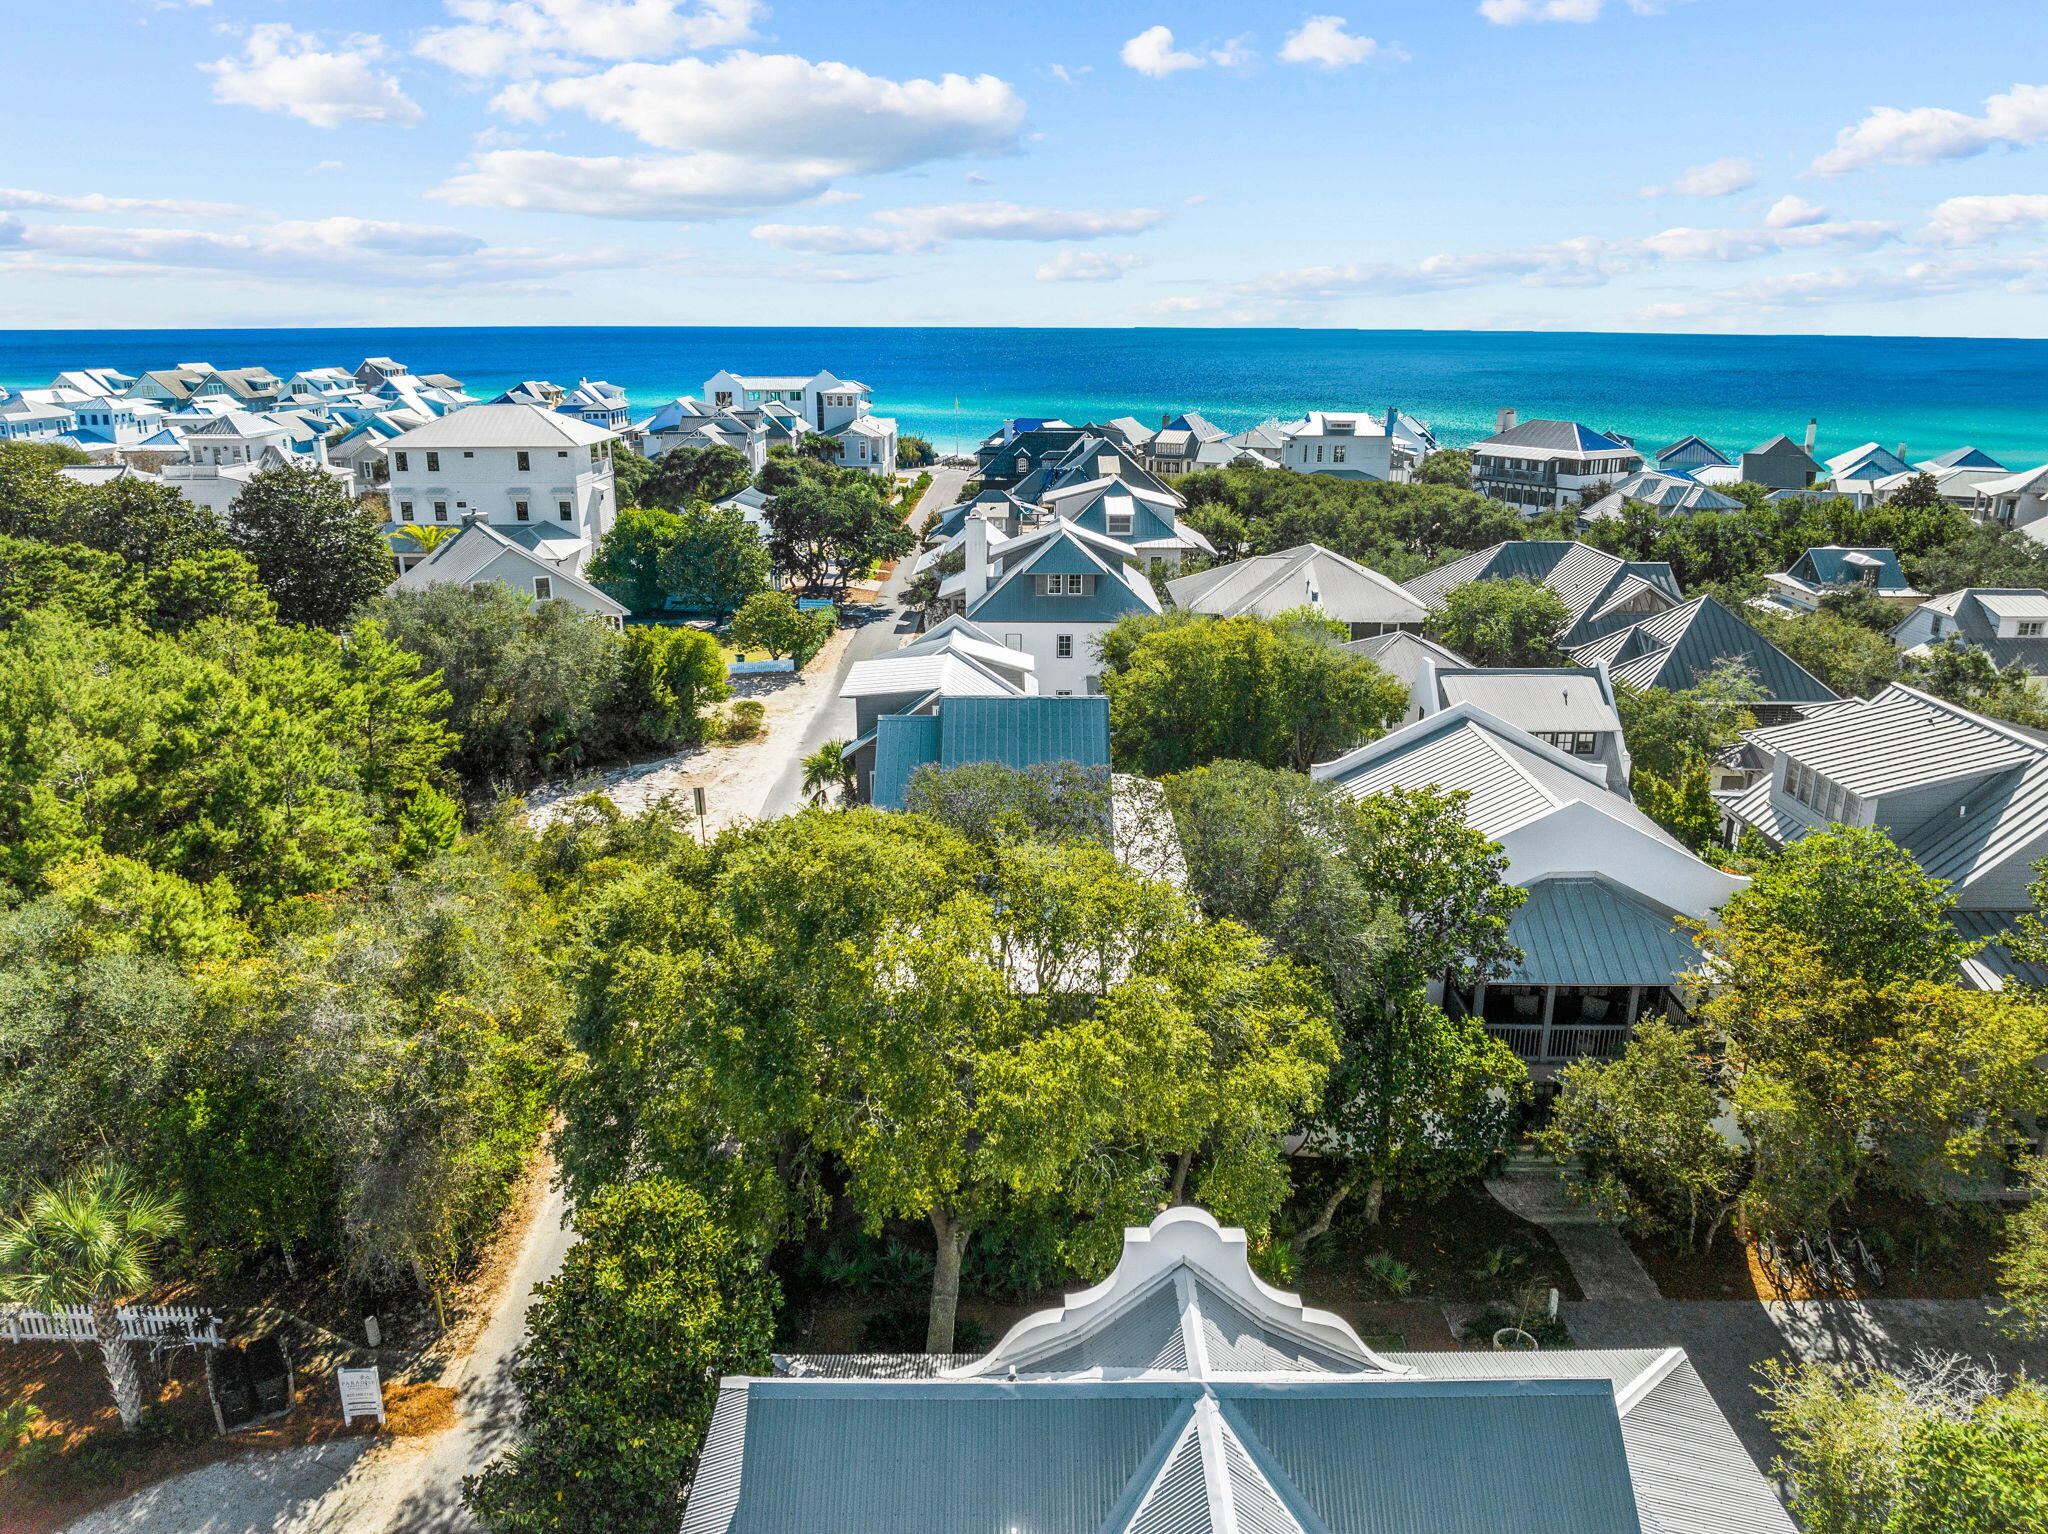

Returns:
384,403,614,449
1975,592,2048,620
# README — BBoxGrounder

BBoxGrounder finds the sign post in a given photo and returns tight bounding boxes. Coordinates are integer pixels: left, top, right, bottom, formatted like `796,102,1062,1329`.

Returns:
337,1365,386,1427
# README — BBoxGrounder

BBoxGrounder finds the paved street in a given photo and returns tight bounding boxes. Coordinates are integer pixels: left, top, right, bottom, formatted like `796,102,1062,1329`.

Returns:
758,464,966,819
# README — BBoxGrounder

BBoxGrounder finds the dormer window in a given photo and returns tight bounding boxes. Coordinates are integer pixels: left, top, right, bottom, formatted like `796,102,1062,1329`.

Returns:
1107,512,1134,536
1037,573,1089,596
2021,621,2045,638
1786,760,1857,822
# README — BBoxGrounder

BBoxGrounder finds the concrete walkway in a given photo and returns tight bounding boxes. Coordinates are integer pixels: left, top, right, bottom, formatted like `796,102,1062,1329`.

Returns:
1484,1158,1663,1301
1566,1296,2048,1471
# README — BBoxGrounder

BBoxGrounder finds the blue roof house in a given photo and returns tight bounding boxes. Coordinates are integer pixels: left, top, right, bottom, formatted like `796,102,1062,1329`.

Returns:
682,1206,1794,1534
869,696,1111,810
947,513,1163,696
1763,545,1925,615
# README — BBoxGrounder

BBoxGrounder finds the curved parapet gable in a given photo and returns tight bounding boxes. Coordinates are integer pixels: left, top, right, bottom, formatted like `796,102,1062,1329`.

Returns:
946,1205,1406,1381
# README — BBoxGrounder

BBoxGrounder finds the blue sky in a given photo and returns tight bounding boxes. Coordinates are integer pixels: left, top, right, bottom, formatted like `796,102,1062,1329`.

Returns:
5,0,2048,335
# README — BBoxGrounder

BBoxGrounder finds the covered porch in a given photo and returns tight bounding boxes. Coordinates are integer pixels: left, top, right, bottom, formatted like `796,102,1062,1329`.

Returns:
1448,876,1699,1077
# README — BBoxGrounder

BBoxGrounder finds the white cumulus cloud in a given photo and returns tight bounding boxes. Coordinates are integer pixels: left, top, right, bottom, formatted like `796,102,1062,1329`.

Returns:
502,50,1022,163
1037,250,1148,282
441,53,1028,218
201,24,423,129
0,188,246,218
1809,83,2048,177
1640,157,1757,197
436,150,841,219
1763,194,1828,228
1119,25,1246,77
1921,192,2048,246
1278,15,1405,68
416,0,762,78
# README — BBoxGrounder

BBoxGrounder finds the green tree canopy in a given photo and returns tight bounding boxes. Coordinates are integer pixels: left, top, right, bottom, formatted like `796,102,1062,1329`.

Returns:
901,760,1112,845
1694,830,2048,1231
1101,611,1407,775
1426,578,1571,667
638,445,752,511
1764,1359,2048,1534
227,465,393,629
1751,609,1902,697
658,502,771,619
760,456,912,593
558,808,1333,1351
462,1178,776,1534
1175,465,1516,577
586,504,683,616
1536,1020,1742,1251
728,589,833,664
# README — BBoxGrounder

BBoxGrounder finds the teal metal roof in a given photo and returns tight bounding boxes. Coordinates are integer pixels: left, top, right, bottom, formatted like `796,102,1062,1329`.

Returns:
1018,537,1115,578
870,713,941,810
1505,876,1699,986
1788,546,1910,592
872,698,1111,809
689,1378,1645,1534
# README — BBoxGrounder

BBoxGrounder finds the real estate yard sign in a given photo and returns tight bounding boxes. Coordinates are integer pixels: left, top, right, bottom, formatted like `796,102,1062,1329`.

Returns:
337,1365,386,1426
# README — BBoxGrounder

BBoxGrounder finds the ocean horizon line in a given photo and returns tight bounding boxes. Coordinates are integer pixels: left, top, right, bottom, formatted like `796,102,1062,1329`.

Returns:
6,324,2046,462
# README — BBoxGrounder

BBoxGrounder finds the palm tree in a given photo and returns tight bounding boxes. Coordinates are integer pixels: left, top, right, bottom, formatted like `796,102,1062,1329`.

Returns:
0,1167,184,1432
396,523,460,556
801,739,856,806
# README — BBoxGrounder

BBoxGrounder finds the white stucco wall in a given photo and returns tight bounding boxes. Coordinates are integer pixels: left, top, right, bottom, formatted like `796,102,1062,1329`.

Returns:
385,442,614,573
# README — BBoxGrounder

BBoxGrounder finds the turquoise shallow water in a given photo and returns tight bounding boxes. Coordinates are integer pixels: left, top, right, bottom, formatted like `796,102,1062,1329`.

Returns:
3,325,2045,466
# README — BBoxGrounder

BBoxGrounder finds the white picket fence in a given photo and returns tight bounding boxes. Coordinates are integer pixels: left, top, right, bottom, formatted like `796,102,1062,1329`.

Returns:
0,1304,221,1346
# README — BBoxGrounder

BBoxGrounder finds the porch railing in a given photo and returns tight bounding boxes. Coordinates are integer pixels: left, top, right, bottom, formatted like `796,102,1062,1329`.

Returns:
1482,1023,1630,1064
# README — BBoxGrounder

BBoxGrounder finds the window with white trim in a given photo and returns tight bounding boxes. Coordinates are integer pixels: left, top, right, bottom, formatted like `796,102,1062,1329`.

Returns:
399,502,414,521
515,501,530,521
558,501,573,520
1107,512,1133,536
533,577,553,601
1785,759,1857,822
425,451,439,472
433,502,448,521
1056,634,1073,658
394,451,409,472
1037,573,1088,596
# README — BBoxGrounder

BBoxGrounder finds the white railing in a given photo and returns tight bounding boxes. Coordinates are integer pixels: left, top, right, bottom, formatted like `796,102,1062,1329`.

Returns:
1,1304,221,1346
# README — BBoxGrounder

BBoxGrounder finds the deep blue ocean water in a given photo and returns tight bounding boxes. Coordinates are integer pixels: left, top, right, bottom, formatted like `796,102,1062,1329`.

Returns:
4,325,2045,465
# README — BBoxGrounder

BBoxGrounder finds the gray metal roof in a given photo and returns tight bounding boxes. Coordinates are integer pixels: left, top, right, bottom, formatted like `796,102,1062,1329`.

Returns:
1320,714,1686,854
1435,669,1622,735
1168,545,1427,626
1475,419,1636,455
1952,910,2048,990
1746,685,2035,796
1504,876,1700,987
1568,596,1837,705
